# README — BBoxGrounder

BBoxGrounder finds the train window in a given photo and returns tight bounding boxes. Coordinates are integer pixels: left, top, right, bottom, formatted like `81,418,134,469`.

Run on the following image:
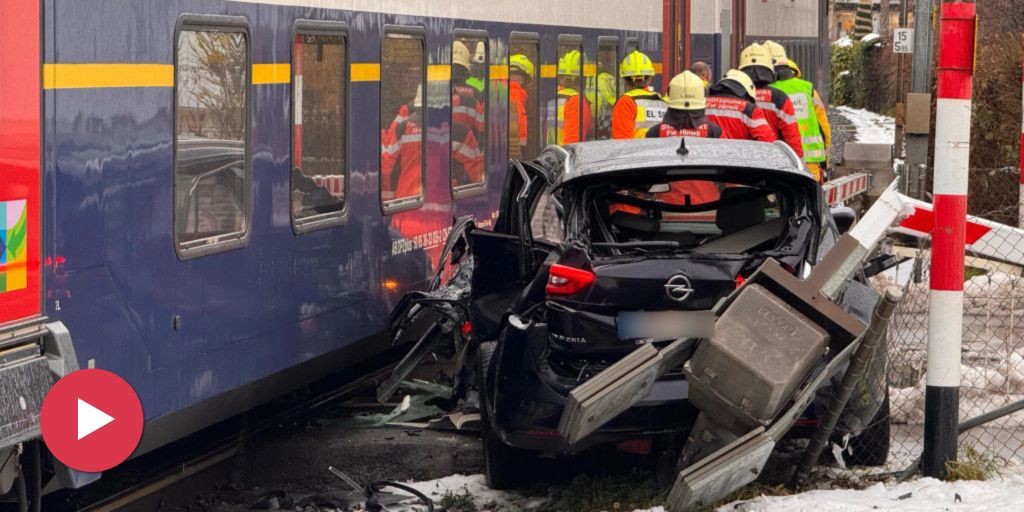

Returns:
292,23,348,232
381,28,426,213
174,20,250,258
555,36,587,145
451,31,488,197
594,38,620,140
509,34,540,160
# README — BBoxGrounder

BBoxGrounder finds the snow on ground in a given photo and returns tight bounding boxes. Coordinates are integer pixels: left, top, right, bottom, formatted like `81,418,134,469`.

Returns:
718,476,1024,511
835,106,895,145
397,473,1024,512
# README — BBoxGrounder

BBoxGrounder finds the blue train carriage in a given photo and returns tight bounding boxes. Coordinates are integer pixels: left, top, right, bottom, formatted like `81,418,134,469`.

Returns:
0,0,664,493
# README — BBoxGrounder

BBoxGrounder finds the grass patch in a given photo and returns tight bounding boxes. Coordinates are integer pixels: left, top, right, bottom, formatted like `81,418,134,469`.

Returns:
701,484,792,511
535,472,666,512
438,486,478,512
945,444,1005,482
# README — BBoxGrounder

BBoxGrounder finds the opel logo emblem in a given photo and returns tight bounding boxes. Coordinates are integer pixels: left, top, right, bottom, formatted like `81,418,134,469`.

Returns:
665,274,694,302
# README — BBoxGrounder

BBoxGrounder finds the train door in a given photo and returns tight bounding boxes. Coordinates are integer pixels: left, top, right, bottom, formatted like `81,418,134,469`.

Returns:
0,1,42,327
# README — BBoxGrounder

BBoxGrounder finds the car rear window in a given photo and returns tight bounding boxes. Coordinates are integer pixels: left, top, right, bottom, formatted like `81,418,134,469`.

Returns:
587,178,788,255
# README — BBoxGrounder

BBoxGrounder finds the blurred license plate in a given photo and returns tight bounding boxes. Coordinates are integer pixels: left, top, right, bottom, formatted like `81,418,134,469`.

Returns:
617,311,714,340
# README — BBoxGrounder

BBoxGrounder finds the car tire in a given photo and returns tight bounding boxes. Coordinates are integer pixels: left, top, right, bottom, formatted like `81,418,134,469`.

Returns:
843,391,891,467
478,341,535,490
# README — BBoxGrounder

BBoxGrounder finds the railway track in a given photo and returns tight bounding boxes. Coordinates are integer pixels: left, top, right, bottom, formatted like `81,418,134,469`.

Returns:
73,363,398,512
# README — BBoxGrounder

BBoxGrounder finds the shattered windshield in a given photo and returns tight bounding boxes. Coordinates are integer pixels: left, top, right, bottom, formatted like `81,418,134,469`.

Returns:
581,175,793,256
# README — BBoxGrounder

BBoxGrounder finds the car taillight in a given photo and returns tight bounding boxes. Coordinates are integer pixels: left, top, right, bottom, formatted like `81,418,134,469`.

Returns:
546,264,595,296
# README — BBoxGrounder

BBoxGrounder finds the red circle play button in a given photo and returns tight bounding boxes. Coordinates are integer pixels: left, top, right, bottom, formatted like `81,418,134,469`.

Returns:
40,369,144,472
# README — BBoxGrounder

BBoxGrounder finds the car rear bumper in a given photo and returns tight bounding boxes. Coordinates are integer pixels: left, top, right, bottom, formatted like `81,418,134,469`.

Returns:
485,318,699,453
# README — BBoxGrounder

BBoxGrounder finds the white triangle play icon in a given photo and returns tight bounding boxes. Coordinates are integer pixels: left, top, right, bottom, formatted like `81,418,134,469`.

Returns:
77,398,115,440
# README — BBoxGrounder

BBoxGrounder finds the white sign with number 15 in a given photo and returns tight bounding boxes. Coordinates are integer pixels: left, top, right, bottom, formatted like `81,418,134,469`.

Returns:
894,28,914,53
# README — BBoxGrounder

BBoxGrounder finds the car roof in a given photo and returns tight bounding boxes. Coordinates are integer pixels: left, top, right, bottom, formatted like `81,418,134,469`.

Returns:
543,137,815,185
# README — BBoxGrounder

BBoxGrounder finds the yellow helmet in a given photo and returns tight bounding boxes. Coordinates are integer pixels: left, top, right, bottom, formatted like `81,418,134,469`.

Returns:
762,40,788,66
784,58,803,79
724,69,757,100
453,41,472,69
597,72,617,105
510,54,535,80
620,50,656,78
667,71,706,110
739,43,773,71
558,49,582,76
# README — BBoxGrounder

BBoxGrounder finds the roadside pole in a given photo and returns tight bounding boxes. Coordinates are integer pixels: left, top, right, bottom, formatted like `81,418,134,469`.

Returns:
1019,34,1024,228
923,1,975,479
905,0,937,199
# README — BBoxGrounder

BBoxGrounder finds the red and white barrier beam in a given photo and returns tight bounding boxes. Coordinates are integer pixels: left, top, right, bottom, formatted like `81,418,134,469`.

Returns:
896,194,1024,267
924,2,975,480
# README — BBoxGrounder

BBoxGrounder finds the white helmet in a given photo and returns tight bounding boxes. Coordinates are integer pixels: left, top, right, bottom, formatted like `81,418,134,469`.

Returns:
667,71,707,110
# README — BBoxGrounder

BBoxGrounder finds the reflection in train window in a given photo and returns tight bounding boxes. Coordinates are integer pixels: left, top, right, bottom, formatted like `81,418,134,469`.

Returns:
554,38,588,145
509,35,539,161
451,33,488,194
174,27,249,254
292,31,348,229
594,39,619,140
380,29,426,213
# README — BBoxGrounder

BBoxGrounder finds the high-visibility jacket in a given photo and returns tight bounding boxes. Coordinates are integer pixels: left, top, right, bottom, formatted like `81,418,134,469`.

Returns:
755,86,804,158
705,95,776,142
812,89,832,161
509,80,529,158
612,88,668,140
556,87,591,144
770,77,826,164
381,105,423,200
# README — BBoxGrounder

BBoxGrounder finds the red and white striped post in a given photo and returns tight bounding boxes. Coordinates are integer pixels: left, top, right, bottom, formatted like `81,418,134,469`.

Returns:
924,2,976,479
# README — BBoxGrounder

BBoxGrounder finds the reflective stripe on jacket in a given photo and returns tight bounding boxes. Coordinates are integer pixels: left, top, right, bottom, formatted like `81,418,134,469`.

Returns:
705,96,776,142
612,88,668,140
381,105,423,200
770,77,826,163
755,87,804,158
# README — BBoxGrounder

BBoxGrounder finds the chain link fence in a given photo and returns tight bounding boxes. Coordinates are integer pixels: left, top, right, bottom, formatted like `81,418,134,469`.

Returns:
862,173,1024,475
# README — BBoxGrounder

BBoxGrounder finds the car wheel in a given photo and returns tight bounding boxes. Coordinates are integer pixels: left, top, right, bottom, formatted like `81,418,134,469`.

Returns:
478,341,535,490
843,391,891,467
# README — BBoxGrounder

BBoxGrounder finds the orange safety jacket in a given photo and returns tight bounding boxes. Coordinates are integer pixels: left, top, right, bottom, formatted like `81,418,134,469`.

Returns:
611,88,668,140
509,80,529,149
381,105,423,200
557,87,591,144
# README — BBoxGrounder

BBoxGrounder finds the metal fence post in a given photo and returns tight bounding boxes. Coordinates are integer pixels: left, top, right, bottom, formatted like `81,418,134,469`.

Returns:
923,1,976,479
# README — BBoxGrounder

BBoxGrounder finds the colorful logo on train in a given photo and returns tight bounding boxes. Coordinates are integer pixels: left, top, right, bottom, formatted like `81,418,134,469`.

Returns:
0,200,28,293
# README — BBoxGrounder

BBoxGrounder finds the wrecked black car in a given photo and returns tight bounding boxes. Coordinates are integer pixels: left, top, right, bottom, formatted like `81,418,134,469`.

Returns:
387,137,889,490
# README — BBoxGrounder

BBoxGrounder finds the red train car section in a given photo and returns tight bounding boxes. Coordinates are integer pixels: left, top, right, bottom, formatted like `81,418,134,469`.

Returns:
0,1,42,325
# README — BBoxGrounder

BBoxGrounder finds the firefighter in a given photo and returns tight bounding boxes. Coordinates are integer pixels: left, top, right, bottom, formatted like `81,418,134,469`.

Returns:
772,57,832,182
556,49,591,144
739,43,803,157
646,71,722,207
509,54,534,159
646,71,722,139
451,41,485,185
611,50,667,140
594,72,618,139
705,70,776,142
689,61,713,87
381,86,424,201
